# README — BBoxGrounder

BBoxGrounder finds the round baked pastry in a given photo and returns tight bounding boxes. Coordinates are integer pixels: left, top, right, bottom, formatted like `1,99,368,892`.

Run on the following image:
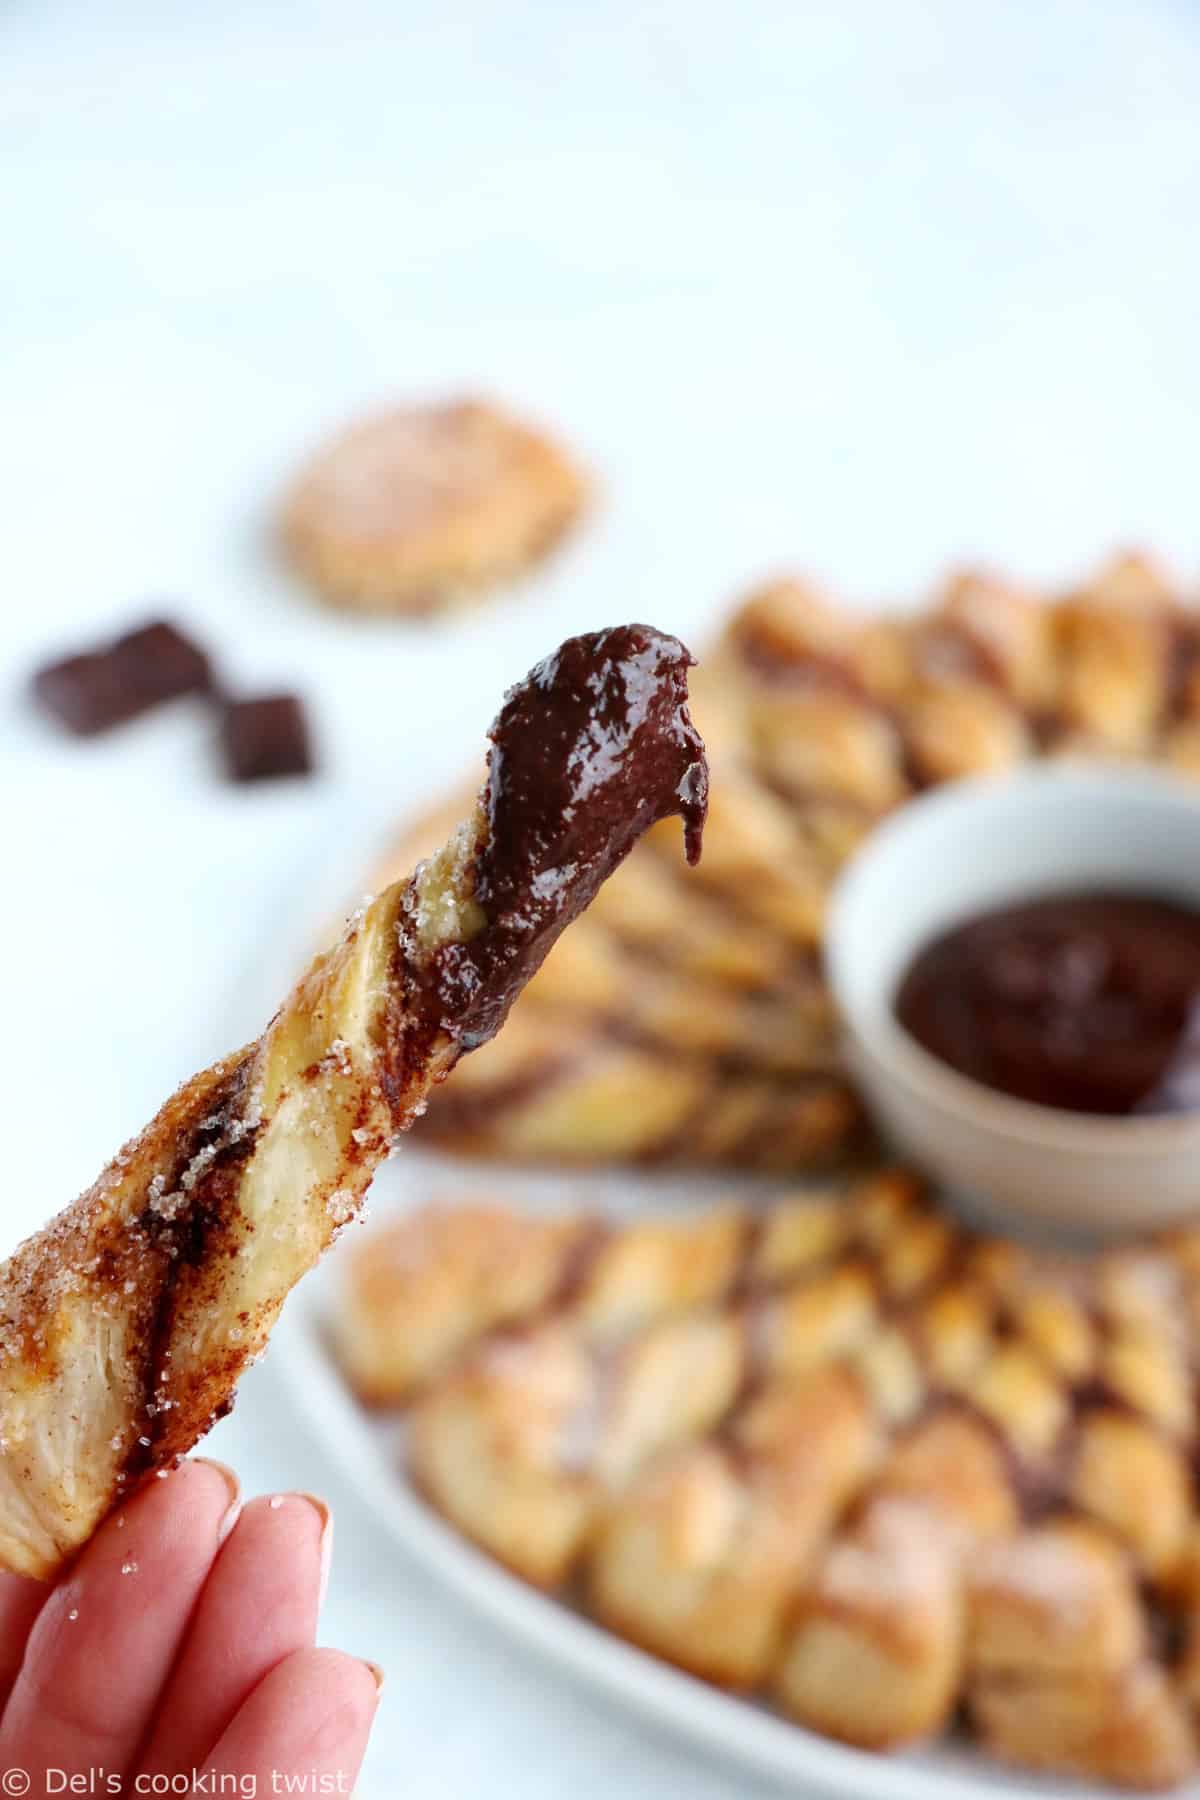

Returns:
279,397,589,615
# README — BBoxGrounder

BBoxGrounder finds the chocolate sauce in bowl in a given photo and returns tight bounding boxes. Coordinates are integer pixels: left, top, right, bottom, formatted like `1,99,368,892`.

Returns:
894,892,1200,1116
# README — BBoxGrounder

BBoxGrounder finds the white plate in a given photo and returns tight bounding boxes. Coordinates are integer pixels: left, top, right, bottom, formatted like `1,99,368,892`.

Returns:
274,1157,1160,1800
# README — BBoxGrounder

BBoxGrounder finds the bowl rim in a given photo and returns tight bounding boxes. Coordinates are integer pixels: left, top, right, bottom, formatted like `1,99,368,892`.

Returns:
827,762,1200,1156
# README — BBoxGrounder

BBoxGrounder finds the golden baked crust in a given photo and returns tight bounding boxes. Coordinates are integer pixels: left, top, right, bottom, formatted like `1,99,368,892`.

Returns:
329,1203,594,1406
336,1171,1200,1789
0,623,705,1579
367,551,1198,1169
0,847,475,1579
588,1366,878,1689
280,397,588,614
773,1497,968,1748
408,1311,744,1587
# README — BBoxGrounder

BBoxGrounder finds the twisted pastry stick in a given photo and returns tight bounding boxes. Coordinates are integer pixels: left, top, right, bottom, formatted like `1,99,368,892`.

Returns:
0,623,707,1580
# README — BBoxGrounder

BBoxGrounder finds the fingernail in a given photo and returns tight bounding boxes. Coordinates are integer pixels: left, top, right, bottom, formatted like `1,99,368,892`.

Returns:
290,1494,333,1609
362,1660,385,1696
194,1458,243,1547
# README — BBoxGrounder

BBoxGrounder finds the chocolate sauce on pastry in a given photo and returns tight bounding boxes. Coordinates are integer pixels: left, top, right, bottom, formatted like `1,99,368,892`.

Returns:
428,623,708,1050
895,891,1200,1115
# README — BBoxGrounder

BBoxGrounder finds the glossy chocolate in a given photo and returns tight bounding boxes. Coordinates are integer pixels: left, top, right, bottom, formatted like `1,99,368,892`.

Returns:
895,891,1200,1116
430,623,708,1051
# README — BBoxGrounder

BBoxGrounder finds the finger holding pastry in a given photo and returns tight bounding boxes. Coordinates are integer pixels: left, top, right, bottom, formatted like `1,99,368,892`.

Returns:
0,1459,377,1800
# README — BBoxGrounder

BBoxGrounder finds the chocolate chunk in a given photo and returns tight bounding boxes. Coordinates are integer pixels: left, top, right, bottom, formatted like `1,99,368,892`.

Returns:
33,651,145,737
110,620,212,705
221,694,314,782
32,618,212,736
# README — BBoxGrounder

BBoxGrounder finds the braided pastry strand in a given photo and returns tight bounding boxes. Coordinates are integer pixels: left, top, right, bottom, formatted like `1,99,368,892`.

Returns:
0,623,707,1579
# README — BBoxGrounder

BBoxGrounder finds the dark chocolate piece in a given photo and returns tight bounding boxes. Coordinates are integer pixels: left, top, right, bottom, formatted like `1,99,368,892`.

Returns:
417,622,708,1052
221,694,314,783
110,619,212,706
32,618,212,736
33,651,144,737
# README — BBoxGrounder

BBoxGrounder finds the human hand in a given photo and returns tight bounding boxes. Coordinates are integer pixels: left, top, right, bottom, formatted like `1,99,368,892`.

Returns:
0,1459,380,1797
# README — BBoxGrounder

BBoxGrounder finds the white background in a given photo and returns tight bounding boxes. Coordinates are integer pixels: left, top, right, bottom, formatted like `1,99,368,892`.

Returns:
3,1,1199,1792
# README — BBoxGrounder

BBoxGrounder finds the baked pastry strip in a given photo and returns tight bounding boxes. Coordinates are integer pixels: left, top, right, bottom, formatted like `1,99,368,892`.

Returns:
334,1170,920,1406
0,623,706,1579
420,1029,862,1166
330,1203,596,1407
404,1175,931,1590
772,1498,969,1750
332,1197,749,1407
401,1173,922,1583
586,1364,879,1689
408,1310,745,1588
771,1407,1017,1749
581,1176,990,1728
964,1520,1197,1789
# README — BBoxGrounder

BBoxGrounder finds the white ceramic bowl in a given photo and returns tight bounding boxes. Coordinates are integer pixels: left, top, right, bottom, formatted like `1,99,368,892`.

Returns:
826,765,1200,1240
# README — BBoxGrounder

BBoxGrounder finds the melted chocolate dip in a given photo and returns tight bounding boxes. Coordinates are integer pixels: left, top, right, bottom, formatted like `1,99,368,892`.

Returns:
895,891,1200,1116
427,623,708,1051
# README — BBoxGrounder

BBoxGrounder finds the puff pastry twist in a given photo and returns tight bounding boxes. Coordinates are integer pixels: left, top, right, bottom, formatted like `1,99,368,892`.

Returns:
0,623,706,1579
